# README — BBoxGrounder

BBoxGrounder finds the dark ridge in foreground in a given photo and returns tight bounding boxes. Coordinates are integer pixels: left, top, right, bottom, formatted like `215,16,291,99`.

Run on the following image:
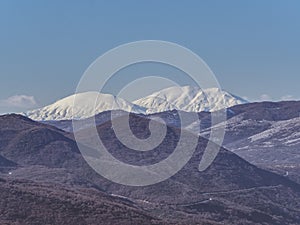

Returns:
0,114,300,224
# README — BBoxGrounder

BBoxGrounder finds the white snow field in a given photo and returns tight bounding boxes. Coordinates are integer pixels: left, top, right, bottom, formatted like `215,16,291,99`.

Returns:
23,86,247,121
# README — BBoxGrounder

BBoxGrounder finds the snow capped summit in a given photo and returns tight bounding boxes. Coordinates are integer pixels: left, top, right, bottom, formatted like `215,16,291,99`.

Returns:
22,86,247,121
23,92,146,121
133,86,248,113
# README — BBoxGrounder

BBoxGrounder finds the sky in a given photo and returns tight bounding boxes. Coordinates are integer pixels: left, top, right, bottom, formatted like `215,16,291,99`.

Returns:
0,0,300,113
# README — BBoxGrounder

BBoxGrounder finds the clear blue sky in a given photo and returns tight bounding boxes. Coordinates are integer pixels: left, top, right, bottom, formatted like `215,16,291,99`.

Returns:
0,0,299,113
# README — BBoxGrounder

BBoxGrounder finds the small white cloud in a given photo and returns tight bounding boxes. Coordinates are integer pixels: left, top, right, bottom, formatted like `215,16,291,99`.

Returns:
259,94,272,101
0,95,38,108
280,95,294,101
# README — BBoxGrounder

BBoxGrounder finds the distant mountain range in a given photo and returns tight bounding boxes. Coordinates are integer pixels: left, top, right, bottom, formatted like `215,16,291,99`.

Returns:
22,91,300,182
3,87,300,224
38,100,300,184
22,86,247,121
182,101,300,184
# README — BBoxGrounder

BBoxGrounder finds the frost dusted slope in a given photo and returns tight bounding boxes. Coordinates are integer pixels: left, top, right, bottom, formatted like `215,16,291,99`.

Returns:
23,92,146,121
133,86,248,113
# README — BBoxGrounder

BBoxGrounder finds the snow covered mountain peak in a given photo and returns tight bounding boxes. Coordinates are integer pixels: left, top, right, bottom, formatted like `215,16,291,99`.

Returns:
23,86,247,121
133,85,248,113
23,92,146,121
